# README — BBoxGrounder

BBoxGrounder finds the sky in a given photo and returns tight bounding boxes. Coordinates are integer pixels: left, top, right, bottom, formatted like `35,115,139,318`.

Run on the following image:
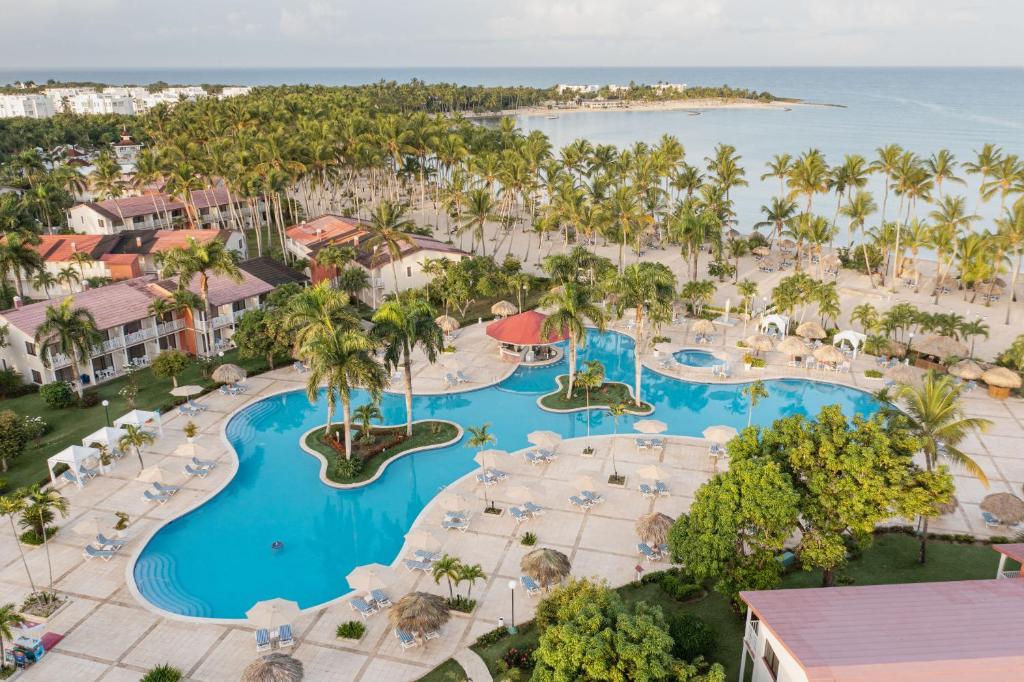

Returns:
0,0,1020,69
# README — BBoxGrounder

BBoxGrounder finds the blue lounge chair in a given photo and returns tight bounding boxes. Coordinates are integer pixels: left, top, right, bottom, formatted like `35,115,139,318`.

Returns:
277,624,294,648
404,559,432,572
370,589,392,608
184,464,208,478
442,518,470,532
414,550,440,562
509,506,528,523
655,480,670,496
293,361,307,373
580,490,604,504
349,597,378,619
444,510,468,520
218,385,234,397
153,482,181,495
568,495,592,510
476,472,497,486
982,511,1001,528
395,628,418,650
79,465,99,479
456,370,470,384
61,470,81,486
524,501,545,516
192,456,217,469
487,468,509,480
524,451,546,465
255,628,271,652
520,575,541,596
96,533,127,550
637,543,660,562
143,490,169,504
187,399,207,412
444,373,457,389
178,405,198,417
83,545,115,561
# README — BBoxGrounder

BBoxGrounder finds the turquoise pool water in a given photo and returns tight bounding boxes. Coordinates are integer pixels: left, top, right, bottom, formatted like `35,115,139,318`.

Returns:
672,349,720,368
133,330,880,618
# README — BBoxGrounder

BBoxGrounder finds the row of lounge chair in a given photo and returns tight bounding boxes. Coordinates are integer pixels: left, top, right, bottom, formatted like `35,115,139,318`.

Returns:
569,490,605,510
184,456,218,478
178,399,210,418
82,533,129,561
637,542,669,562
61,464,102,487
442,510,472,532
349,589,394,619
255,624,294,652
443,371,471,389
475,468,509,486
219,383,248,397
143,481,181,504
525,448,557,465
394,626,440,650
508,501,546,523
404,549,443,572
636,438,664,452
639,481,670,497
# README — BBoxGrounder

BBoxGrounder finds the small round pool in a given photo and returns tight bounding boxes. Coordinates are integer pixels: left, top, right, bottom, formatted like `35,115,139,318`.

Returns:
672,349,720,367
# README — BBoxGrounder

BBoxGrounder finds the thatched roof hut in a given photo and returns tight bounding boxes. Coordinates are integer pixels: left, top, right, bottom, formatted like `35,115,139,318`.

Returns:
521,547,571,590
692,319,716,335
635,512,675,546
795,321,826,340
241,654,304,682
914,334,967,360
212,363,247,384
435,315,459,333
981,366,1022,400
813,345,845,365
388,592,450,639
490,300,518,317
948,359,984,381
980,493,1024,525
776,336,809,357
744,333,774,355
885,364,919,385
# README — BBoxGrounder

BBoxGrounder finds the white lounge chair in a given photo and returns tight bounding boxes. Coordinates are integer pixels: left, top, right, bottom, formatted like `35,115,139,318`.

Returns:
153,482,181,495
96,533,127,550
83,544,115,561
442,518,470,532
370,589,393,608
524,501,545,516
143,490,170,504
184,464,208,478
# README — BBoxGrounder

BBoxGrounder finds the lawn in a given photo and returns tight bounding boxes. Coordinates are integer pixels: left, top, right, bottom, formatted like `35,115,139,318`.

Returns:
455,286,548,326
0,349,283,493
539,375,652,414
415,658,467,682
304,421,461,484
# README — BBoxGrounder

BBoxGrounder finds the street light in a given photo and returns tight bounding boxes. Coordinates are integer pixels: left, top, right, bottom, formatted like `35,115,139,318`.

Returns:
507,579,518,634
101,399,110,426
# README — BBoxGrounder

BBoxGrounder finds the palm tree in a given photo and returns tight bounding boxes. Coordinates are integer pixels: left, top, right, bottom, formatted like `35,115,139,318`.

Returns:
612,262,677,406
0,601,18,668
35,298,100,398
286,282,360,350
761,153,793,198
353,402,381,444
23,485,67,594
963,143,1004,213
455,563,486,599
31,270,57,299
840,190,878,284
540,282,605,399
365,200,416,295
576,360,605,437
371,293,443,436
925,149,965,199
160,237,242,357
741,380,769,427
960,319,989,358
118,423,155,470
431,554,462,599
608,401,629,478
0,494,36,592
996,204,1024,324
870,144,905,224
0,232,43,299
458,187,498,256
55,265,80,293
301,327,386,460
466,422,497,507
895,372,992,563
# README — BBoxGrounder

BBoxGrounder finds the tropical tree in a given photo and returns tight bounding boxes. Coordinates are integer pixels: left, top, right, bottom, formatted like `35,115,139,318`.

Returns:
0,601,19,669
365,200,416,294
150,349,190,388
455,563,486,599
741,380,769,427
353,402,382,444
35,298,100,398
612,262,677,407
458,187,498,256
118,423,155,470
0,494,36,592
540,282,605,399
23,485,68,593
0,232,43,299
996,204,1024,324
576,360,605,437
431,554,462,599
466,423,498,508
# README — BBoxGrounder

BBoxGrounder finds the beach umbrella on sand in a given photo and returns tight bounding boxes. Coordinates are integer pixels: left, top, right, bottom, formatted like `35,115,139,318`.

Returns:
437,491,471,512
435,315,459,334
491,300,518,317
914,334,968,359
137,465,173,484
980,493,1024,525
389,592,450,640
241,653,304,682
776,336,809,357
691,319,716,335
528,430,562,450
948,359,984,381
246,598,300,631
933,274,958,290
813,345,845,365
752,246,771,257
703,425,738,444
780,239,795,250
885,364,920,385
633,419,668,434
212,363,247,384
795,321,826,340
745,333,774,355
347,563,399,592
635,512,675,546
635,464,669,481
521,547,572,591
170,384,203,397
404,529,444,553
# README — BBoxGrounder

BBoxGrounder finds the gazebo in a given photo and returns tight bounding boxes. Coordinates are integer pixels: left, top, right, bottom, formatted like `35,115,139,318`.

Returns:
82,426,127,450
485,310,567,364
47,445,100,488
113,409,163,436
759,314,790,337
832,330,867,359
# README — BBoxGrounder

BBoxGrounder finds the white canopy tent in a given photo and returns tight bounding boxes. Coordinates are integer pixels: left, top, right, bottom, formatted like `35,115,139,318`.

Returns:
47,445,100,489
113,409,163,436
759,314,790,336
82,426,128,450
833,330,868,359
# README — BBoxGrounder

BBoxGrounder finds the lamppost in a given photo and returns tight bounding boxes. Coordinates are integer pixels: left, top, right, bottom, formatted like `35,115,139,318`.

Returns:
101,399,110,426
907,332,914,364
507,579,518,634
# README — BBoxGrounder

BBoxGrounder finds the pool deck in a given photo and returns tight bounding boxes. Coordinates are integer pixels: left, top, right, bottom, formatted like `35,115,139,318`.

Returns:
7,320,1024,681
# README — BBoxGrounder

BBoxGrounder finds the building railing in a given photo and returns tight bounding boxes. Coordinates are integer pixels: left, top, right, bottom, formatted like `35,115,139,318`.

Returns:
50,352,71,368
744,620,760,653
211,312,234,328
123,328,155,345
998,570,1021,580
156,319,185,336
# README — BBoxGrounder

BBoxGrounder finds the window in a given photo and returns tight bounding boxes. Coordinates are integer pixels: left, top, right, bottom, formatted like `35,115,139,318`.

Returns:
406,266,412,277
31,370,42,384
762,640,780,680
98,218,106,228
24,341,36,356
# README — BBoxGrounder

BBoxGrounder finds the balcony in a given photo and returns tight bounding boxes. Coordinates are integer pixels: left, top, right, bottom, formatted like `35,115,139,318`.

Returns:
156,319,185,336
90,337,125,356
744,620,760,653
124,328,156,345
998,570,1021,580
211,312,234,328
50,352,72,368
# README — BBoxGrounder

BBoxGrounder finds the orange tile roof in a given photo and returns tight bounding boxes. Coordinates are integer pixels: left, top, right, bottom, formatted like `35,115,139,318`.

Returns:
485,310,568,346
22,234,114,262
286,214,369,247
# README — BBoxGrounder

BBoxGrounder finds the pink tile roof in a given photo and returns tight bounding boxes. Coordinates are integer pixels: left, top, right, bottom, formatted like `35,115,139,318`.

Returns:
355,234,468,268
741,579,1024,681
1,278,158,335
80,187,233,222
993,543,1024,564
285,214,369,247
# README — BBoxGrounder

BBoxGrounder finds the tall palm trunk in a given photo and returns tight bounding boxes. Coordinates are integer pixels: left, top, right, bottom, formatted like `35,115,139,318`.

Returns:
341,397,353,460
40,507,54,591
1006,251,1021,325
633,308,645,406
8,515,36,591
403,353,414,437
565,340,577,399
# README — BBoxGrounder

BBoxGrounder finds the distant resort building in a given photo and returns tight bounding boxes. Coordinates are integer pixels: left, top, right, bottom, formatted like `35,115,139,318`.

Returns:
0,93,55,118
0,257,306,387
66,187,266,234
0,85,253,119
285,214,469,303
738,544,1024,682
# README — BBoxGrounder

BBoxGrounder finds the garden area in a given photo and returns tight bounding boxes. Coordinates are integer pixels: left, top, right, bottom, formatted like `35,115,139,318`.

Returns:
539,374,651,414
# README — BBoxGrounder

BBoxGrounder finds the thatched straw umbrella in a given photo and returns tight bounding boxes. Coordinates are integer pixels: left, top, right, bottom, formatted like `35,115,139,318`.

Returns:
635,512,675,547
780,239,795,250
813,345,845,366
212,363,247,384
881,340,907,358
948,359,984,381
389,592,450,640
241,653,304,682
752,246,771,257
885,364,919,385
913,334,967,360
692,319,716,335
980,493,1024,525
981,366,1022,400
776,336,809,358
490,300,518,317
744,333,774,356
795,321,826,340
435,315,459,334
521,547,571,591
932,274,958,291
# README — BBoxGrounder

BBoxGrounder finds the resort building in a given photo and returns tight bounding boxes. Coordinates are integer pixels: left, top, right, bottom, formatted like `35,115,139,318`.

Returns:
66,187,265,234
285,213,470,304
0,257,305,387
111,130,143,165
738,546,1024,682
0,93,55,119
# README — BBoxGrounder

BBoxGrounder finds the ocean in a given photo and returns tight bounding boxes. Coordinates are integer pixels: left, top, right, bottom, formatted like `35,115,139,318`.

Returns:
3,66,1022,233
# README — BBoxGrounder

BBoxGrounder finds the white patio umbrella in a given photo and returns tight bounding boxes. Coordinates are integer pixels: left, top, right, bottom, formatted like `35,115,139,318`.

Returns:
437,491,471,512
527,431,562,449
137,465,173,484
246,598,301,630
503,483,547,504
474,449,510,470
404,529,444,553
346,563,400,592
635,464,670,481
174,442,211,459
170,384,203,397
69,514,107,538
702,425,738,444
633,419,668,434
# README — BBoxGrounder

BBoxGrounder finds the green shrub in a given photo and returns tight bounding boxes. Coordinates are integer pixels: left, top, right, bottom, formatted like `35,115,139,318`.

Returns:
668,614,716,662
19,527,58,545
22,415,48,440
743,354,767,368
80,389,100,408
334,456,363,479
40,381,76,408
446,595,477,613
651,335,671,345
658,573,702,601
0,367,31,398
336,621,366,639
864,369,883,378
475,625,512,647
521,531,537,546
141,664,183,682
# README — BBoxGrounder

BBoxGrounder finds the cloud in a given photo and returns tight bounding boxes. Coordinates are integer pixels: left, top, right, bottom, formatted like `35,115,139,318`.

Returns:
279,0,350,38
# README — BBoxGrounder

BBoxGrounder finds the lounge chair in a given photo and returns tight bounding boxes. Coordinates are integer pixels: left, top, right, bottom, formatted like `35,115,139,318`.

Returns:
153,482,181,495
524,501,545,516
509,506,528,523
476,472,497,486
648,438,664,450
982,511,1002,528
425,628,441,640
404,559,432,572
395,628,418,650
184,464,209,478
187,399,208,412
639,483,656,498
192,456,217,469
96,533,127,550
444,373,457,389
218,385,235,397
61,470,81,486
487,468,509,480
255,628,271,652
414,550,440,562
178,404,199,417
524,451,546,465
655,480,670,496
568,495,593,510
83,544,115,561
370,589,393,608
143,490,170,504
580,490,604,504
520,575,542,596
442,518,470,532
79,465,99,479
637,543,661,562
277,623,294,648
709,443,725,456
293,361,308,373
456,370,470,384
349,597,378,619
444,510,469,520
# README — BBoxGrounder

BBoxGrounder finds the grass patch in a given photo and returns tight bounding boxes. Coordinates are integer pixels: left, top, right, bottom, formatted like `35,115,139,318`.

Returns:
0,349,284,493
415,658,468,682
455,286,548,326
539,375,651,413
304,420,460,485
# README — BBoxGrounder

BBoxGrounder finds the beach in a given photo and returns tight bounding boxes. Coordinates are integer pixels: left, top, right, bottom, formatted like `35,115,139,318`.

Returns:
467,96,810,120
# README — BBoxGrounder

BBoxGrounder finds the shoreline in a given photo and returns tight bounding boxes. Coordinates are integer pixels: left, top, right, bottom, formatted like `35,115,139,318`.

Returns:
466,97,842,120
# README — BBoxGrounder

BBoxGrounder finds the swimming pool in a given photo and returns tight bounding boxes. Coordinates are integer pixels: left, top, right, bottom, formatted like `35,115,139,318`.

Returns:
132,330,880,619
672,349,720,368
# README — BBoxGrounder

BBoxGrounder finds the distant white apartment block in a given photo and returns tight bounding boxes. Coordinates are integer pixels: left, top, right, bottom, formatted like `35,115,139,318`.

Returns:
0,85,252,118
0,94,56,119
